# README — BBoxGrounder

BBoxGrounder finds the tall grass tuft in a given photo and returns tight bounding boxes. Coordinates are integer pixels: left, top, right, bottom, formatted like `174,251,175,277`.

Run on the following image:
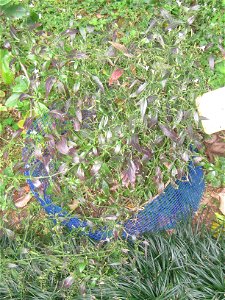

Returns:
88,221,225,300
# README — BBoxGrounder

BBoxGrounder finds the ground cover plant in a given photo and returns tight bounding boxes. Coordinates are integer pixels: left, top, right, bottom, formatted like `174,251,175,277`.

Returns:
1,0,225,223
88,220,225,300
0,215,128,299
0,0,225,299
0,218,224,299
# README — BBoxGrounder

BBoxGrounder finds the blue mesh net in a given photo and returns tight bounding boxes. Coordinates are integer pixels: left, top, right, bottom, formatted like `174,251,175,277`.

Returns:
24,117,205,241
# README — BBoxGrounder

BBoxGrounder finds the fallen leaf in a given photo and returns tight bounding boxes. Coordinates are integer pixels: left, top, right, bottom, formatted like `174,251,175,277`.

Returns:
62,275,75,289
130,134,142,152
148,115,158,128
153,33,165,48
15,193,32,208
90,162,102,176
109,41,133,57
208,56,215,70
77,165,85,180
109,68,124,85
130,82,148,98
73,82,80,93
209,142,225,155
125,203,140,212
92,75,105,92
68,199,80,211
139,98,147,120
205,133,225,161
24,185,30,193
73,118,81,131
106,45,117,57
154,167,165,193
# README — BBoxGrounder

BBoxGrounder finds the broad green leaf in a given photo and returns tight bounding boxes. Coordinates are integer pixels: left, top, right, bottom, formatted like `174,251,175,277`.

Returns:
33,102,49,116
0,0,11,6
78,262,86,273
3,4,29,19
0,49,14,85
12,76,29,93
215,61,225,74
5,93,20,107
26,11,39,25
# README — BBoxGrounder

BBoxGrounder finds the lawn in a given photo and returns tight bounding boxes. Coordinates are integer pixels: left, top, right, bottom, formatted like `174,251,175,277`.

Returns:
0,0,225,299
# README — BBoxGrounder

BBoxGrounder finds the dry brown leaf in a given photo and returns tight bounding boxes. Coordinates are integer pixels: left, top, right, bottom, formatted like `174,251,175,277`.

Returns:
205,142,225,162
125,203,140,212
204,131,225,162
15,193,32,208
68,199,80,211
24,185,30,193
109,41,133,57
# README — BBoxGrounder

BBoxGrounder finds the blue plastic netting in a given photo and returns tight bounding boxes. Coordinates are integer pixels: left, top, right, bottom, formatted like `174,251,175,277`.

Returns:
24,117,205,241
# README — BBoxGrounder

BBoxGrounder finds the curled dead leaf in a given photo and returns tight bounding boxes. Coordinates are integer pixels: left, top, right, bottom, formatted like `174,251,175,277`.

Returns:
15,193,32,208
68,199,80,211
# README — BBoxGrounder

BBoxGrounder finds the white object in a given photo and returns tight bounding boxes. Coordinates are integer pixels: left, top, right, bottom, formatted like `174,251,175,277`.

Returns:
219,189,225,216
196,86,225,134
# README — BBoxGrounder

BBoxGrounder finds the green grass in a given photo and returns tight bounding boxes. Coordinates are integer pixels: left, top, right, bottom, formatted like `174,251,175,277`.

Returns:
0,215,128,299
0,218,224,299
88,221,225,300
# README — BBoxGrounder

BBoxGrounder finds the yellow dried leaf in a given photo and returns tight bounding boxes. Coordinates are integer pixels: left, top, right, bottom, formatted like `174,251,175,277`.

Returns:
68,199,79,211
17,119,25,129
